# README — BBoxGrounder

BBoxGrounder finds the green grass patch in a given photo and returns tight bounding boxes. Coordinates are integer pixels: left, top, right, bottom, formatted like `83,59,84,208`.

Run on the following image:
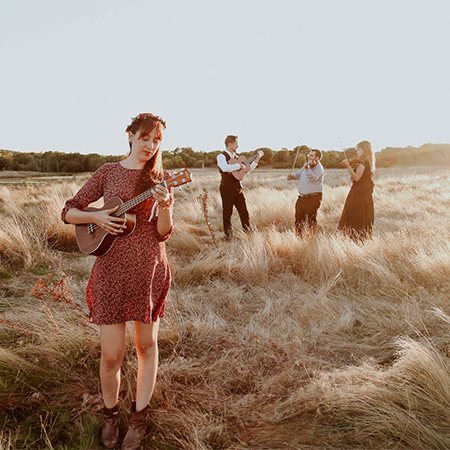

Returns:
0,270,13,279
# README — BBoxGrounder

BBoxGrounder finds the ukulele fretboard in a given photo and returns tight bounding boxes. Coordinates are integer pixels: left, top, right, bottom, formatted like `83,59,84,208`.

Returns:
113,185,159,216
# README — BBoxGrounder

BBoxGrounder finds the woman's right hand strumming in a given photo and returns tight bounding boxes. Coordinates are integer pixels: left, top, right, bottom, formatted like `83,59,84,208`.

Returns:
93,206,126,235
65,205,126,235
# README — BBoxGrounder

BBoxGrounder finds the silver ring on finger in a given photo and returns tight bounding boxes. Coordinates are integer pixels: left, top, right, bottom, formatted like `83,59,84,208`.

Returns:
109,222,112,226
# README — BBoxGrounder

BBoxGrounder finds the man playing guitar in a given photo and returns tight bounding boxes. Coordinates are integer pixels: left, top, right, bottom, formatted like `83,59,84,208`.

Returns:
217,135,262,240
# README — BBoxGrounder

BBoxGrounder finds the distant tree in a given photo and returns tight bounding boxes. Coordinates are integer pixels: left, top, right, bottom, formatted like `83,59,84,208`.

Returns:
2,144,450,174
13,153,31,166
0,157,9,170
178,147,196,167
273,148,290,168
171,156,185,168
61,161,85,173
255,148,272,166
205,151,221,167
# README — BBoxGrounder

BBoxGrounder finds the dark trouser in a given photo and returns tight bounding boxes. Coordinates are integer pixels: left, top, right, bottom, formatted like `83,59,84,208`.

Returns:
295,193,322,235
220,184,251,238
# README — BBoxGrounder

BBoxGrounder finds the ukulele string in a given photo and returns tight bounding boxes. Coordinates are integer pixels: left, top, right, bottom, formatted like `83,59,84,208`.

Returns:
87,185,158,232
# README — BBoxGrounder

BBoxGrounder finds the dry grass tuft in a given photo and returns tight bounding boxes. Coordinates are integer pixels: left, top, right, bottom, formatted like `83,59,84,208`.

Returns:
266,335,450,449
2,167,450,449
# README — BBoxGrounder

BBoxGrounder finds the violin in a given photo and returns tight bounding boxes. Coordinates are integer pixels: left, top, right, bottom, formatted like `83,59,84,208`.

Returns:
305,160,318,169
339,155,363,167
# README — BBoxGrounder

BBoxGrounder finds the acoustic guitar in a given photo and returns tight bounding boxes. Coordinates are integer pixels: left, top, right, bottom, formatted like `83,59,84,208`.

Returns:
75,168,192,256
230,150,264,180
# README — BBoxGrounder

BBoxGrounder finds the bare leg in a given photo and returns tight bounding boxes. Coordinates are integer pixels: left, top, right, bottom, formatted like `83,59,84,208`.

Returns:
99,323,126,409
134,320,160,412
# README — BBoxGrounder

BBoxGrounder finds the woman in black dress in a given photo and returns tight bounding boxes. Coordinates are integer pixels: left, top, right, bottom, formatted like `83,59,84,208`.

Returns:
338,140,375,240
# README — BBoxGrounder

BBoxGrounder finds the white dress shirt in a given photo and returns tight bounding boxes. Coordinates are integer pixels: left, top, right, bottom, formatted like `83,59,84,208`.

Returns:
217,149,258,172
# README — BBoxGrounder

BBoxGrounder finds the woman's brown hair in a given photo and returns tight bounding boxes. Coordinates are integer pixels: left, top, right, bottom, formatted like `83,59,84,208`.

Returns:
356,140,376,172
127,115,165,206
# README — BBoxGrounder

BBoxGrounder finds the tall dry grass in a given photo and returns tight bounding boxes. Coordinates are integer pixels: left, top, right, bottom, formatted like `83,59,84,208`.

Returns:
1,167,450,449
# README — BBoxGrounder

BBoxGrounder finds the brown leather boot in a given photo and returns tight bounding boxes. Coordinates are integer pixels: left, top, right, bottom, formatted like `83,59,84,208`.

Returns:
101,401,120,449
120,402,148,450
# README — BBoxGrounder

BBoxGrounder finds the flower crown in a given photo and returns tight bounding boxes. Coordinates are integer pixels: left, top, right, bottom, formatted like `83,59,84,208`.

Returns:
125,113,167,133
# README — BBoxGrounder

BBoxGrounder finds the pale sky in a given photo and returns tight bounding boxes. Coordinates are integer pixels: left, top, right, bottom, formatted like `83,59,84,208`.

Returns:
0,0,448,156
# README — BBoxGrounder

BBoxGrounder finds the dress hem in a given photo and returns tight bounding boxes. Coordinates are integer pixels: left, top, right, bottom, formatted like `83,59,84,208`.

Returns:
89,312,165,325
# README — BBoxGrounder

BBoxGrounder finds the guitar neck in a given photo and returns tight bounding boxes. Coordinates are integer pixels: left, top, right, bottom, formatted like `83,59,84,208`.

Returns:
244,153,259,166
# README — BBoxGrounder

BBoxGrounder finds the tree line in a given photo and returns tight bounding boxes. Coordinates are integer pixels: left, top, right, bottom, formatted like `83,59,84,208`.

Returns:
1,143,449,173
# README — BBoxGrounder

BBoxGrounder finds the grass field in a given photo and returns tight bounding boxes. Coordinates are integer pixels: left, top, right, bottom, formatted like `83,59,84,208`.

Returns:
1,166,450,449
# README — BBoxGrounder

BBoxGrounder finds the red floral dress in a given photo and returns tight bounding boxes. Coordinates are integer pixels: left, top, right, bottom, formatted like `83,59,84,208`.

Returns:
61,162,173,325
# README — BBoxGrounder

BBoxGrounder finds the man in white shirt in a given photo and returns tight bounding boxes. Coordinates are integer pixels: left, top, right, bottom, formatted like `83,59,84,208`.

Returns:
287,149,324,235
217,135,261,239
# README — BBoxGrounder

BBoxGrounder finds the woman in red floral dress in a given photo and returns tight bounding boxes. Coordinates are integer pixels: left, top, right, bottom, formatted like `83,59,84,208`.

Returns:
62,113,173,450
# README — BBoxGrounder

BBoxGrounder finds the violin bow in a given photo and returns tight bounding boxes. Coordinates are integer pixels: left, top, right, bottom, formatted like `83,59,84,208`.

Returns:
338,137,348,161
290,138,302,174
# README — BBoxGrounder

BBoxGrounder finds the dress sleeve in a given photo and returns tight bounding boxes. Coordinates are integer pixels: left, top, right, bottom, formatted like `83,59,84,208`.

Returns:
152,171,174,242
356,159,371,177
61,165,106,223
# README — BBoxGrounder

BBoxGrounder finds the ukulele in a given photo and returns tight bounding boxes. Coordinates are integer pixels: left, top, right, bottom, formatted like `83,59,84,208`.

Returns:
230,150,264,180
75,168,192,256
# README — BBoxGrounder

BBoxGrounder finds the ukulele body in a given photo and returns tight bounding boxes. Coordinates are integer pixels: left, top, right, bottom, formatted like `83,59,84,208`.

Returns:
75,197,136,256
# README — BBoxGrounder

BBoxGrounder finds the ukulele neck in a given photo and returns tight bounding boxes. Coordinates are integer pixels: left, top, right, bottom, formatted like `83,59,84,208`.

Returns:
113,183,163,216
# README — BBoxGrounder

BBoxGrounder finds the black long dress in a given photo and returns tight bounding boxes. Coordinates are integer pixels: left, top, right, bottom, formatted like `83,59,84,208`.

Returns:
338,158,374,240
